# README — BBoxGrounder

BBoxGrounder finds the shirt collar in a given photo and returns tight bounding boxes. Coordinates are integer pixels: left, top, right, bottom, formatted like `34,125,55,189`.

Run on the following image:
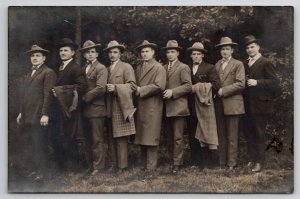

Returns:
32,63,43,69
63,58,73,66
248,53,262,61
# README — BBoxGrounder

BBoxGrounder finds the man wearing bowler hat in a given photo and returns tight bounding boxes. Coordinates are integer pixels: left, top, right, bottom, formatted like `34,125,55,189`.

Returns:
134,40,166,171
215,37,245,170
187,42,221,168
161,40,192,173
16,44,56,180
104,40,136,173
243,35,279,172
52,38,87,171
79,40,108,175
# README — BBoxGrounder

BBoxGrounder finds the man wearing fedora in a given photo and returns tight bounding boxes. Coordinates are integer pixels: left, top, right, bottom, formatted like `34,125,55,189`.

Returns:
187,42,221,168
243,35,279,172
104,40,136,173
215,37,245,170
161,40,192,173
79,40,108,175
16,44,56,180
134,40,166,171
51,38,87,172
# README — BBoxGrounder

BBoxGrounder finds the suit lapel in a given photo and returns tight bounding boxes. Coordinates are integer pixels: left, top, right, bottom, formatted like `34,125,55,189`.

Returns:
57,60,73,84
249,56,263,76
139,59,155,82
168,60,179,79
28,65,45,84
86,60,97,77
109,60,122,82
195,61,206,76
221,58,234,82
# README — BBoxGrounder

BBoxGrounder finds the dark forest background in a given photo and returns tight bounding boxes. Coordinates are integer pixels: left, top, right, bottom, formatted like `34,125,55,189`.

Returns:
9,6,293,145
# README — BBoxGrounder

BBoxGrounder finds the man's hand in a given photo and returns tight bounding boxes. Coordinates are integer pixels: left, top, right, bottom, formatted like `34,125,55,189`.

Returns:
16,113,22,125
218,88,223,97
107,84,115,92
163,89,173,99
247,79,258,87
136,87,141,96
40,115,49,126
52,88,57,97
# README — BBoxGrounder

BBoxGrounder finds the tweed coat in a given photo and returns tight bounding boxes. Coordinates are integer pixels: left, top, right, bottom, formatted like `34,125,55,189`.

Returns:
20,64,57,125
134,58,167,146
215,58,245,115
163,60,192,117
106,60,136,138
244,56,279,114
82,60,108,118
188,61,221,116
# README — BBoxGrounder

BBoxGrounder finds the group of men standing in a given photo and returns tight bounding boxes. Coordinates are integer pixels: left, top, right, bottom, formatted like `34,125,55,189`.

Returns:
16,34,279,181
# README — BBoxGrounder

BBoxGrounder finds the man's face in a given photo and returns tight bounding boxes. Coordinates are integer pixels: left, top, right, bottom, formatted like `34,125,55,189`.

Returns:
166,49,179,62
30,52,46,66
220,46,234,59
190,50,204,63
141,47,155,61
83,48,98,62
108,48,121,62
59,46,75,61
246,43,260,58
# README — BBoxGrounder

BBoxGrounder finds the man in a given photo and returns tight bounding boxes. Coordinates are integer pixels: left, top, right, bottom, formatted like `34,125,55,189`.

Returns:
79,40,108,175
134,40,166,171
187,42,221,168
52,38,87,172
16,44,56,180
161,40,192,173
104,40,136,173
243,35,279,172
215,37,245,170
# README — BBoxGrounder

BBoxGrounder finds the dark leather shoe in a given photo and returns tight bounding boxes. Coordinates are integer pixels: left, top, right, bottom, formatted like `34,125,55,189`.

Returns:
247,161,254,168
252,163,261,172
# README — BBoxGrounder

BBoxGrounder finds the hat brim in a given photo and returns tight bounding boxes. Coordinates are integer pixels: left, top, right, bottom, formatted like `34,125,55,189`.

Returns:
56,43,78,50
187,47,207,53
26,49,50,54
136,43,158,51
161,46,183,51
103,45,125,52
79,44,101,52
215,42,238,48
244,39,261,46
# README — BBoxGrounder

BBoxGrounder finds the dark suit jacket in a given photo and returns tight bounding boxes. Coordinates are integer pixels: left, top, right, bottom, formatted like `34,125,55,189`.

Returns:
55,59,87,96
82,60,108,118
164,60,192,117
244,56,279,114
20,64,57,125
189,61,221,116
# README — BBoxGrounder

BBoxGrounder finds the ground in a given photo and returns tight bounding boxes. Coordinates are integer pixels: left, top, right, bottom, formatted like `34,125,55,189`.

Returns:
8,133,294,193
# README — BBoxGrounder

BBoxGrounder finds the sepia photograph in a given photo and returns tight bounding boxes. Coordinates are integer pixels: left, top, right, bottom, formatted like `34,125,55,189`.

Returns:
8,6,294,193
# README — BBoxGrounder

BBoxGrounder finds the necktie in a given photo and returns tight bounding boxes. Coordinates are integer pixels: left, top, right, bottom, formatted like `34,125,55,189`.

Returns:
110,61,116,71
193,63,199,75
221,58,229,70
85,61,93,74
31,66,38,77
168,61,173,71
59,62,65,71
248,58,255,67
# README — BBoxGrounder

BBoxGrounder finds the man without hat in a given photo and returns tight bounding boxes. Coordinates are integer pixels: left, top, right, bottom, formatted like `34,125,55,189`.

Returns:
214,37,245,170
16,44,56,180
187,42,221,168
134,40,166,171
51,38,87,172
243,35,279,172
104,40,136,173
79,40,108,175
161,40,192,173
